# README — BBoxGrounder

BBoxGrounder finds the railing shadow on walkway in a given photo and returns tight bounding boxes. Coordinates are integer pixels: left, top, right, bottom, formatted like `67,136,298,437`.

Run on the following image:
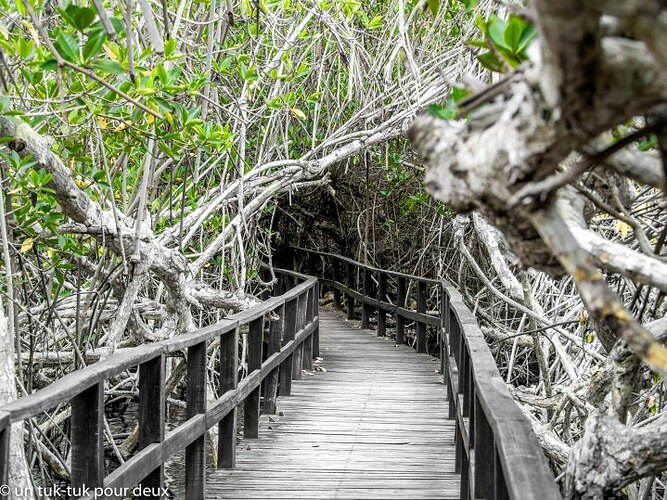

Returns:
287,247,560,500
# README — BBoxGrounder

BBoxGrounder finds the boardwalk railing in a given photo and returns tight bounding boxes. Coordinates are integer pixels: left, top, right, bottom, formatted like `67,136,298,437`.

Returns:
290,248,560,500
0,268,318,500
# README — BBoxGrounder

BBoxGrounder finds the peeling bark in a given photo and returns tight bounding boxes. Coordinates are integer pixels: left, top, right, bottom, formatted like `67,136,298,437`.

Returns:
566,412,667,498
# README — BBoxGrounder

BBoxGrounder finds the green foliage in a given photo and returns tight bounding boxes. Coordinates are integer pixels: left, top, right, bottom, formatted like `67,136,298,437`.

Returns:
0,0,469,312
471,14,537,72
427,87,471,120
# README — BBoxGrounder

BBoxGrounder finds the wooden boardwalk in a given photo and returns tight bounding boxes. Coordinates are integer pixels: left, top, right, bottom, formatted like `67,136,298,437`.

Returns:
208,309,460,499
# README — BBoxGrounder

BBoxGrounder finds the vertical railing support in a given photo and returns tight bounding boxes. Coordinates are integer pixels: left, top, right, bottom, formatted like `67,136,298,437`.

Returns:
440,286,448,383
279,298,297,396
346,263,355,320
303,289,314,370
361,267,372,329
71,382,104,491
332,259,342,310
264,306,284,414
138,354,166,496
218,328,238,468
474,395,495,500
312,282,320,358
244,316,263,438
293,294,307,380
459,346,470,417
416,281,427,353
396,276,406,345
448,315,459,420
186,342,207,500
377,273,387,337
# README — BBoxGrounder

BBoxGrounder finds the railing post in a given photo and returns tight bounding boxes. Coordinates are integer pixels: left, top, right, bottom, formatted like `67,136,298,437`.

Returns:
377,273,387,337
346,262,355,320
218,327,238,468
0,412,10,500
440,285,448,383
416,281,427,353
459,346,470,417
460,448,470,500
448,315,459,420
474,394,494,500
293,293,308,380
244,316,264,438
71,382,104,491
308,250,317,276
303,288,314,370
396,276,406,345
332,259,342,310
186,341,207,500
313,281,320,358
361,267,372,329
138,354,166,496
264,306,284,414
279,298,298,396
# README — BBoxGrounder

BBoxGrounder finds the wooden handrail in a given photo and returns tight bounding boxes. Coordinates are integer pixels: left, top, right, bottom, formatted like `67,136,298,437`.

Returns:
291,248,560,500
0,268,319,500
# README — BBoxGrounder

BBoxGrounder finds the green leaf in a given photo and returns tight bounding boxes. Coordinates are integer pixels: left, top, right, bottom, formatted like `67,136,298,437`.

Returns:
487,15,509,51
69,6,96,31
40,58,58,71
109,17,125,35
426,0,439,15
153,97,174,112
366,15,383,29
57,7,77,29
451,87,471,102
155,64,169,85
164,38,176,58
82,29,106,62
504,16,523,52
93,58,125,74
516,24,538,54
427,103,454,120
267,97,283,110
476,51,504,72
56,32,79,62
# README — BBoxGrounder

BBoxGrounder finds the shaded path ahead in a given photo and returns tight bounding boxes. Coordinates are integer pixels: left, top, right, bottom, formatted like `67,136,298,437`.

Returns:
208,309,460,499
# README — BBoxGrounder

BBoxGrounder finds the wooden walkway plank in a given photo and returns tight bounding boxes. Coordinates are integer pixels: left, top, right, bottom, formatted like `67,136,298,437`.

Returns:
207,309,460,499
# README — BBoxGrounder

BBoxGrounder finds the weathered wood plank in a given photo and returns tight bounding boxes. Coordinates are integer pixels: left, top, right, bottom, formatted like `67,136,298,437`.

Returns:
208,310,460,499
